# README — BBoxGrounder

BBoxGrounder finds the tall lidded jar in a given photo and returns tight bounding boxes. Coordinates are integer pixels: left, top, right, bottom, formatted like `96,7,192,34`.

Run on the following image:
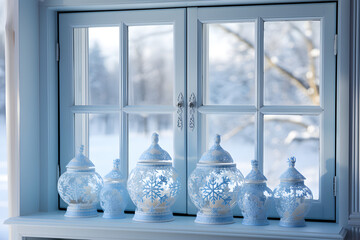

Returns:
57,145,103,217
188,135,244,224
238,160,273,226
100,159,128,219
274,157,313,227
127,133,182,222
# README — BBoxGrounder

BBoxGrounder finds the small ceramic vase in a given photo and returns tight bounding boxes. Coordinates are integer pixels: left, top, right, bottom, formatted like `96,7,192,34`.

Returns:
127,133,182,222
188,135,244,224
274,156,313,227
238,160,273,226
57,145,103,217
100,159,128,219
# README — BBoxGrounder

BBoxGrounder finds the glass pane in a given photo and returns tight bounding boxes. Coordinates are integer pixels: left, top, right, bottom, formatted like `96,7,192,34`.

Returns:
204,22,255,105
74,27,119,105
264,21,320,105
75,113,120,177
128,25,174,105
264,115,320,199
205,114,255,175
128,114,173,173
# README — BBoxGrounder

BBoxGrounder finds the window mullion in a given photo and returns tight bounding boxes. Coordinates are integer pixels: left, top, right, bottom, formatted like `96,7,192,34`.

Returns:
256,17,264,172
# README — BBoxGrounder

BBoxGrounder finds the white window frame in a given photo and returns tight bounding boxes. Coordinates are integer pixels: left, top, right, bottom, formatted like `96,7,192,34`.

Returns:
4,0,355,239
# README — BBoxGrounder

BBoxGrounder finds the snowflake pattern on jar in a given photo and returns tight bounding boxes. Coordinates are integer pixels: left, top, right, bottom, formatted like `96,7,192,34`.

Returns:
127,133,182,222
188,135,244,224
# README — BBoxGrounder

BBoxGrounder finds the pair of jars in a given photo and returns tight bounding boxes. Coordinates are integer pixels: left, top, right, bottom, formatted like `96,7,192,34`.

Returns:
57,146,128,218
57,133,182,222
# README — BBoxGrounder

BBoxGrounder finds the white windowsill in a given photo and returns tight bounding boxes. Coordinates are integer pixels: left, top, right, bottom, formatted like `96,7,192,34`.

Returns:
5,211,346,240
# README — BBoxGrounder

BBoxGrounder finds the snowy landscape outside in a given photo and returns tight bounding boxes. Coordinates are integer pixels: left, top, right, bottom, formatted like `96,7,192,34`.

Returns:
82,20,321,201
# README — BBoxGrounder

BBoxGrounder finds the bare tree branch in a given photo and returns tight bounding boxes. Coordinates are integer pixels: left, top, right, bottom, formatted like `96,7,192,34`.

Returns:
215,24,320,104
290,22,320,104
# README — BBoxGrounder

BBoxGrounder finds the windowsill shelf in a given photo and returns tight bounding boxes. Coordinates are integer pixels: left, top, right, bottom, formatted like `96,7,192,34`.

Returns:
5,211,346,240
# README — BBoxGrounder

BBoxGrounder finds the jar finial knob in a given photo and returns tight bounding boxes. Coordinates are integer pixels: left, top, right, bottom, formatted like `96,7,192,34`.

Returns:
251,159,258,169
79,145,84,154
288,156,296,168
214,134,221,145
152,132,159,144
113,159,121,170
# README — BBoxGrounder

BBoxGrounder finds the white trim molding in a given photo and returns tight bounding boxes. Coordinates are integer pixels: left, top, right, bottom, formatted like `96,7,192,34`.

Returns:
349,0,360,229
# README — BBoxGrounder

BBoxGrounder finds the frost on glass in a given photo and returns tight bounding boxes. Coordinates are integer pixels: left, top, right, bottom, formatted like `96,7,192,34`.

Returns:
128,25,174,106
264,115,320,199
264,21,320,105
75,113,120,177
205,114,255,175
204,22,255,105
74,27,119,105
128,114,173,173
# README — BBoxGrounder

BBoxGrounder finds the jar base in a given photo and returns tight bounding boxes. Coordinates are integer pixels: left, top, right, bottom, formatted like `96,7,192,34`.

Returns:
242,218,269,226
133,210,174,222
65,204,98,218
195,212,234,225
103,211,126,219
279,219,306,227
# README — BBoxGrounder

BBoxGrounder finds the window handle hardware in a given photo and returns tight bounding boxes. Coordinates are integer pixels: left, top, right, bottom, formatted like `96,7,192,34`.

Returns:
189,93,196,131
177,93,184,130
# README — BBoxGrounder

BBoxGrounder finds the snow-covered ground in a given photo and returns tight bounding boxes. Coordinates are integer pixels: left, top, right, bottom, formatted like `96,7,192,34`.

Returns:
0,117,8,239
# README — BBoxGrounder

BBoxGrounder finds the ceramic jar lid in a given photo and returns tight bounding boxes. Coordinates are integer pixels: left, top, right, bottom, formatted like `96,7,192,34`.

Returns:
198,134,235,165
245,160,267,183
138,132,172,164
279,156,306,182
104,159,125,182
66,145,95,170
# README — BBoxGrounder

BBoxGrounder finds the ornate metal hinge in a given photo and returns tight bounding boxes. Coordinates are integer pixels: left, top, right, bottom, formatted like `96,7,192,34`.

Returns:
176,93,184,130
189,93,196,131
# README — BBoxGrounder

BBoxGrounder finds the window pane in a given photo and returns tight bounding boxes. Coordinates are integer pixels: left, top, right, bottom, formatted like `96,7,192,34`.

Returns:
205,114,255,175
264,21,320,105
128,25,174,106
204,22,255,105
74,27,120,105
128,114,173,173
264,115,319,199
75,113,120,177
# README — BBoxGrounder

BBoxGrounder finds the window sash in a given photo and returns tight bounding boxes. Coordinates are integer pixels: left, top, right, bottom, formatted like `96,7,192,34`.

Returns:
187,3,336,220
59,8,187,213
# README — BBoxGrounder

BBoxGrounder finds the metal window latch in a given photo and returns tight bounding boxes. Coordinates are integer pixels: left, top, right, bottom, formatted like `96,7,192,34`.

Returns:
188,93,196,131
333,176,337,197
334,34,338,56
176,93,184,130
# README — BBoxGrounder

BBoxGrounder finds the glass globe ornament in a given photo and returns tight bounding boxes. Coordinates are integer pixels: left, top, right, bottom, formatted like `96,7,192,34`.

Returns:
100,159,128,219
273,156,313,227
238,160,273,226
57,145,104,217
127,133,182,222
188,135,244,224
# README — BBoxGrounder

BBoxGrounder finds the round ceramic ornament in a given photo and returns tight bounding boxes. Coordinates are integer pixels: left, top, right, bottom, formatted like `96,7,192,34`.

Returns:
188,135,244,224
273,156,313,227
57,145,104,217
238,160,273,226
100,159,128,219
127,133,182,222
